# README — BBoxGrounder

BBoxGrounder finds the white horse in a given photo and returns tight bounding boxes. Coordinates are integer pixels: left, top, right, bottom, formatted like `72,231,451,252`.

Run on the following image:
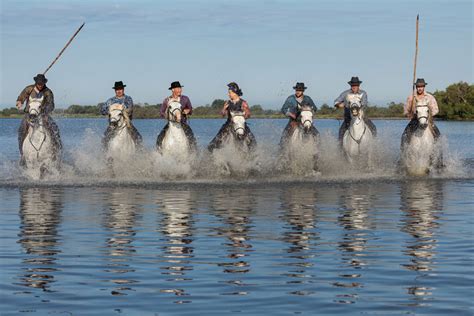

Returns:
280,106,320,175
158,100,195,157
342,100,375,166
21,98,60,178
223,111,255,151
401,102,442,176
105,103,140,165
209,111,257,176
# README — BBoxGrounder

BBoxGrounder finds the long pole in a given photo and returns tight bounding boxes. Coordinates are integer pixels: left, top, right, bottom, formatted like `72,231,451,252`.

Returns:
43,22,85,75
411,15,419,111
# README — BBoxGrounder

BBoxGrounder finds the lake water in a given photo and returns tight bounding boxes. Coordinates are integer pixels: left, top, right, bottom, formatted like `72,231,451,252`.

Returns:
0,118,473,315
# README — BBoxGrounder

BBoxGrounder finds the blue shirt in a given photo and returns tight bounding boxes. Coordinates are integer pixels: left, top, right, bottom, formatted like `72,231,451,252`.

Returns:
100,95,134,116
280,95,317,117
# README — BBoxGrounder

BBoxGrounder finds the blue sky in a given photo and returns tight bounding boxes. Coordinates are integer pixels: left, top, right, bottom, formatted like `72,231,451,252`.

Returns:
0,0,472,109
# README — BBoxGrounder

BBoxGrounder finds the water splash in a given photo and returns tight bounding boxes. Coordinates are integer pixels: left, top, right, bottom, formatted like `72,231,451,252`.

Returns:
0,129,471,186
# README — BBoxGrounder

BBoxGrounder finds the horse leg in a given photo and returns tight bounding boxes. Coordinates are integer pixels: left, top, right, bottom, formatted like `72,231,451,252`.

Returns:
364,118,377,137
156,124,169,151
130,124,143,146
18,117,29,159
182,123,197,152
106,157,115,177
245,125,257,152
208,123,229,152
401,120,416,151
339,120,350,146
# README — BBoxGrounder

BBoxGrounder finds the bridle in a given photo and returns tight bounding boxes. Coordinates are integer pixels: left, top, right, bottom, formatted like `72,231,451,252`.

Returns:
109,109,128,132
415,104,430,122
348,103,367,153
299,109,313,128
27,110,47,159
231,112,246,136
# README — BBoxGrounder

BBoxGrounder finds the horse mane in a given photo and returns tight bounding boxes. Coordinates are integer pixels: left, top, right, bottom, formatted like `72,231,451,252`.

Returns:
122,109,131,129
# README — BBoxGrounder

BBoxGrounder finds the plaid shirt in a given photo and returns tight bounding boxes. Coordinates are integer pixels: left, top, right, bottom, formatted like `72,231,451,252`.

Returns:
405,93,439,120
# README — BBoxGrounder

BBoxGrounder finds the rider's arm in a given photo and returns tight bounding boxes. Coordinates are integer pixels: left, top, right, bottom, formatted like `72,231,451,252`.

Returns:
281,96,297,119
17,86,32,103
404,95,414,119
126,96,134,119
361,91,368,107
281,96,294,116
428,94,439,117
306,96,317,112
220,102,229,117
100,98,112,115
334,90,347,108
16,85,33,109
160,98,169,118
181,96,192,115
43,89,55,114
242,101,250,119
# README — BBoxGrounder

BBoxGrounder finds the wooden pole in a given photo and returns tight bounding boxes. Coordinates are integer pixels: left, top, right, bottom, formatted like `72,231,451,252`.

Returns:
43,22,85,75
411,15,419,111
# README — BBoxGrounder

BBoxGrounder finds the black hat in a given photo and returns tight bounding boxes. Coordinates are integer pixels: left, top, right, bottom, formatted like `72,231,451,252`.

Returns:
33,74,48,84
169,81,183,90
348,76,362,85
112,81,126,89
415,78,427,86
293,82,307,91
227,82,243,96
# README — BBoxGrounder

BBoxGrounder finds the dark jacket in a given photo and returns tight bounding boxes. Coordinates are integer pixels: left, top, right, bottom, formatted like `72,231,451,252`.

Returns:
17,84,55,115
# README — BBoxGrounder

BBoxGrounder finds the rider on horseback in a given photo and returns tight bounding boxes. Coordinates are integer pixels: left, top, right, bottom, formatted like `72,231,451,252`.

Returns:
402,78,441,144
156,81,197,149
279,82,318,146
100,81,142,146
334,77,376,143
208,82,256,152
16,74,62,165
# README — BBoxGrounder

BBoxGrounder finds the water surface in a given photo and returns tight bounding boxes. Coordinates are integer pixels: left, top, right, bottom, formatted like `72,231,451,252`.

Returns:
0,118,473,315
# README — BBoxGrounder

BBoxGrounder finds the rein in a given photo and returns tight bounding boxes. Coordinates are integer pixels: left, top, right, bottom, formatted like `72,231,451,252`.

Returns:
27,116,47,159
348,114,367,154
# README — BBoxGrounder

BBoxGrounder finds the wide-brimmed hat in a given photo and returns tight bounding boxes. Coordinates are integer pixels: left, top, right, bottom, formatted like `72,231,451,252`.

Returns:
112,81,126,89
227,82,243,96
33,74,48,84
348,76,362,85
293,82,307,91
169,81,183,90
415,78,427,86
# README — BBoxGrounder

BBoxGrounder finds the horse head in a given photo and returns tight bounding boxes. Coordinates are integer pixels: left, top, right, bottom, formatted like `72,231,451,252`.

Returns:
167,100,182,123
350,101,363,119
415,103,430,129
298,105,313,132
108,103,130,129
27,99,44,124
230,111,246,139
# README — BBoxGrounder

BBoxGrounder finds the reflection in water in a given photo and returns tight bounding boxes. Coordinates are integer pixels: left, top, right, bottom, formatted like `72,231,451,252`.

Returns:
400,181,443,304
335,185,375,304
212,189,255,296
102,189,142,296
17,188,63,292
279,187,318,296
157,190,195,303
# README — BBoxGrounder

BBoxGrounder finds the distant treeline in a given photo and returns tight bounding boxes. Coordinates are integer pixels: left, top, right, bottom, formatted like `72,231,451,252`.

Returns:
1,82,473,120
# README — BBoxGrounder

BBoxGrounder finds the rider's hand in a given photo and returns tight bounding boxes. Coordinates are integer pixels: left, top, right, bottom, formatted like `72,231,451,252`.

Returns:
288,112,297,120
16,101,22,110
183,109,190,115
